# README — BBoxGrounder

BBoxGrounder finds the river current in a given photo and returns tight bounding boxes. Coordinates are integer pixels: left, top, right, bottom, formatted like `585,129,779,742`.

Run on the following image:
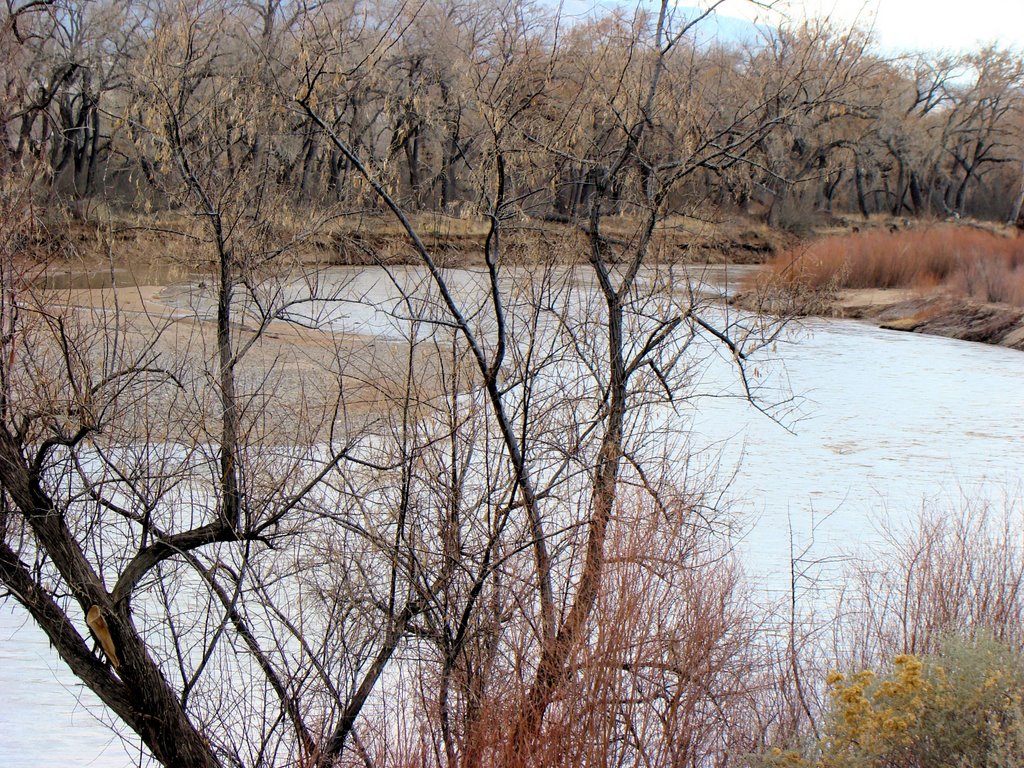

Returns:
2,267,1022,766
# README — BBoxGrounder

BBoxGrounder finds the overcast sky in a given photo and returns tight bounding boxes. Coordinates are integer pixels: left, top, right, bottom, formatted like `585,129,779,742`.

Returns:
725,0,1024,53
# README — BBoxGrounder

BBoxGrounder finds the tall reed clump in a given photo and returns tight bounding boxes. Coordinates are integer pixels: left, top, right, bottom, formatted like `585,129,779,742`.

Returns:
837,500,1024,666
766,227,1024,305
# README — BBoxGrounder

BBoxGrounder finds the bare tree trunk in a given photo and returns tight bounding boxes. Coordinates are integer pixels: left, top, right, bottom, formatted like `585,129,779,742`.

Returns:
909,170,925,215
0,435,221,768
1006,158,1024,227
439,100,462,211
953,169,973,215
767,182,789,227
823,168,844,213
854,163,871,219
892,157,907,216
214,228,241,532
299,128,319,198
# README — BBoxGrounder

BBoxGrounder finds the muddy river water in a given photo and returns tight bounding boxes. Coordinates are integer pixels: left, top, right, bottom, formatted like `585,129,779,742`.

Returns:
2,266,1022,766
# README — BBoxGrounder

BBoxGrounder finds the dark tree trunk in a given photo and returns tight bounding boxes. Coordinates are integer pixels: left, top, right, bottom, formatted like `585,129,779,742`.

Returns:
822,169,844,213
299,129,318,198
0,435,222,768
909,171,925,214
854,163,871,219
892,158,907,216
767,182,789,228
953,169,973,215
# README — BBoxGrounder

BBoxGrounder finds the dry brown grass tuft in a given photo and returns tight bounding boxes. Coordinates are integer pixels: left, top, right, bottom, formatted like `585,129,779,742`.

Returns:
766,226,1024,306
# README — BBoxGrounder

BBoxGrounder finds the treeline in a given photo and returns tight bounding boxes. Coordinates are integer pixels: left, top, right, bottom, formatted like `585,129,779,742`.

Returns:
4,0,1024,230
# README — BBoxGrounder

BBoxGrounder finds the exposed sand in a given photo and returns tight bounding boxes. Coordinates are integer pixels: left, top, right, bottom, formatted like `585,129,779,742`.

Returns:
734,278,1024,351
833,288,1024,350
42,280,431,443
835,288,921,314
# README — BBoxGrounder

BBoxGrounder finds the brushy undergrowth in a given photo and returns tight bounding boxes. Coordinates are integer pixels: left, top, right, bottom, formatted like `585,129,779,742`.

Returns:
766,227,1024,306
757,635,1024,768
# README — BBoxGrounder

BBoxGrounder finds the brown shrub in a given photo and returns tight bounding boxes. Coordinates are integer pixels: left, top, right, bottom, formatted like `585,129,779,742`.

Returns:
462,491,786,768
835,499,1024,668
351,490,796,768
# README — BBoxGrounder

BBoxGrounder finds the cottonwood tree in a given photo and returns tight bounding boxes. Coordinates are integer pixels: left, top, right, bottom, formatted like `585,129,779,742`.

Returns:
298,1,801,763
939,49,1024,217
726,22,883,227
1,1,822,767
0,0,141,198
9,1,1024,222
0,3,413,766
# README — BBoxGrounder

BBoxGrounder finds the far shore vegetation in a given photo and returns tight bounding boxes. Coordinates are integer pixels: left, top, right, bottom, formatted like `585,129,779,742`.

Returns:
766,225,1024,306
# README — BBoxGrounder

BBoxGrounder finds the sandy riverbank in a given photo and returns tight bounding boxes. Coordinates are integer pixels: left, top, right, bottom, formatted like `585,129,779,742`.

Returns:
835,289,1024,350
736,283,1024,351
40,280,436,443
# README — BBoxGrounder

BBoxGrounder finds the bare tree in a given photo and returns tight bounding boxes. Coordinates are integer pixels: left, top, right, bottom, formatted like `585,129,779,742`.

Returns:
297,2,799,762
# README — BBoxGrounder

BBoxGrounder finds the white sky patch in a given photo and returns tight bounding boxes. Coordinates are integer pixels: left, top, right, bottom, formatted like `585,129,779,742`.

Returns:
718,0,1024,53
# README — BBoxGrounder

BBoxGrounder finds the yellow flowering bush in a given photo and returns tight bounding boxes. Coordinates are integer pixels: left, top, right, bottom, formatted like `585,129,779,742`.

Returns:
757,636,1024,768
819,654,930,767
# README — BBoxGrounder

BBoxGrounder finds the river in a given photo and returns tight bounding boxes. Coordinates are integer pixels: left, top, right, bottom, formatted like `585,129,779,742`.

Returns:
2,266,1023,766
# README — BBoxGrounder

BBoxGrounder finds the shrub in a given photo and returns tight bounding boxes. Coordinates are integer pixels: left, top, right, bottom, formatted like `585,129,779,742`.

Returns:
757,635,1024,768
840,502,1024,663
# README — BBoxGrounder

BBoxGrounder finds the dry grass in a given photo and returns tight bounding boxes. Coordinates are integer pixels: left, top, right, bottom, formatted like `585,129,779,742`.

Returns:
61,203,787,272
767,226,1024,306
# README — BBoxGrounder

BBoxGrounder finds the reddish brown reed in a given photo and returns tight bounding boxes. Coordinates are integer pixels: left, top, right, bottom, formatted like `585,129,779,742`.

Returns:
354,489,795,768
768,227,1024,305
